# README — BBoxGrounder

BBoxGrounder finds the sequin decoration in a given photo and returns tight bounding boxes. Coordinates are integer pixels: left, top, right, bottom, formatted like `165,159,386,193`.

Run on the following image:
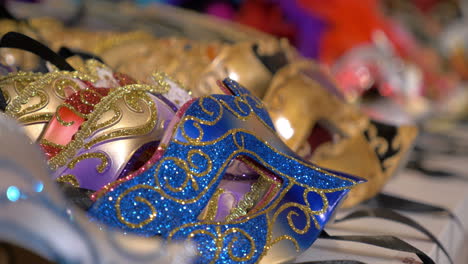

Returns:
89,79,363,264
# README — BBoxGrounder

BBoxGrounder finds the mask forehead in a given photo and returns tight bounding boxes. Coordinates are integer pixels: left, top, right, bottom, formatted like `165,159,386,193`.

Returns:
89,79,361,263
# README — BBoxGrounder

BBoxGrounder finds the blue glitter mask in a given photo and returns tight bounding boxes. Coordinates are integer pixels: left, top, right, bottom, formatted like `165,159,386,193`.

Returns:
89,79,364,264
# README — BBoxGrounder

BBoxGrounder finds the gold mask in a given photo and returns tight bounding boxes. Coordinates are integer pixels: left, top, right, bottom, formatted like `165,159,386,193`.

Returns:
263,60,417,207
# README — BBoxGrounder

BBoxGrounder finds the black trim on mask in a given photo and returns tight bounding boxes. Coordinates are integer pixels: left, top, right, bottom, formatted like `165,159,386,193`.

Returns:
252,44,288,74
0,32,75,71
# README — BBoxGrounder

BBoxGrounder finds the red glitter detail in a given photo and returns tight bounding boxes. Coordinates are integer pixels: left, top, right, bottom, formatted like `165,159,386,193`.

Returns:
113,72,137,86
39,143,62,160
64,87,110,115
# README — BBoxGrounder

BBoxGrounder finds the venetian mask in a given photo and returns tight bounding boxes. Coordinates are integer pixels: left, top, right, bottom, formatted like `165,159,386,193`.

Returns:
0,113,193,264
87,79,363,264
1,58,126,141
45,73,187,191
94,37,292,98
263,60,417,208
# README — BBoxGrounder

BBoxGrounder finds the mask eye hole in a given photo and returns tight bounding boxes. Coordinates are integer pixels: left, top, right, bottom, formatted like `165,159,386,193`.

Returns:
198,155,283,222
298,120,341,160
361,84,382,102
117,141,160,179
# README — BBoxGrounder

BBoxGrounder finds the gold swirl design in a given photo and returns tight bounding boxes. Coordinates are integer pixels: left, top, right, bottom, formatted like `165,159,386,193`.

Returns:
56,174,79,187
169,225,256,263
15,89,49,118
49,84,167,170
134,129,353,207
199,188,225,221
180,96,223,142
93,105,122,131
6,71,95,117
83,91,157,149
124,92,145,113
302,188,329,216
187,149,213,177
40,138,64,150
225,228,256,262
0,73,40,105
157,149,212,193
67,152,109,173
187,228,220,264
287,209,311,234
17,113,53,124
172,126,356,188
273,202,314,235
53,78,82,99
269,235,300,253
55,104,84,127
232,132,246,149
218,96,252,120
116,185,158,229
245,94,265,110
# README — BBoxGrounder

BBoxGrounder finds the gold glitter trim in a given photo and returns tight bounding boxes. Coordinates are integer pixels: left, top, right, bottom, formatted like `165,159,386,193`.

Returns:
168,225,256,263
56,174,79,187
6,71,95,116
116,185,158,228
225,176,272,222
84,92,157,149
93,105,122,131
17,113,53,124
199,188,225,221
48,84,167,170
53,78,82,99
67,152,109,173
40,138,64,150
269,235,300,252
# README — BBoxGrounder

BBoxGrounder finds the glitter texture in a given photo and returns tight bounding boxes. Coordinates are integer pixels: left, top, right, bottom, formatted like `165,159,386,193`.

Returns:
89,79,363,264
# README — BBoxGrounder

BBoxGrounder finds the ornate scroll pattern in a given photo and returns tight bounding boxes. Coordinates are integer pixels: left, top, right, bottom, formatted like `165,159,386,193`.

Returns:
0,72,42,105
89,79,359,264
55,103,87,127
49,84,168,170
168,225,257,264
6,71,95,118
157,149,212,193
116,185,158,229
179,79,273,145
364,121,402,173
83,91,157,150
